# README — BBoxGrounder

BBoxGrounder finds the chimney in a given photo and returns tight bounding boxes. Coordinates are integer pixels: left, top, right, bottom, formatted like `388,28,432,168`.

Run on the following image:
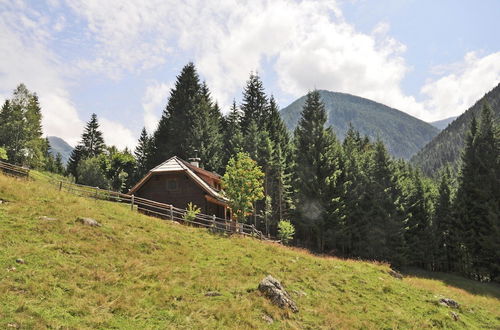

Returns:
188,150,201,168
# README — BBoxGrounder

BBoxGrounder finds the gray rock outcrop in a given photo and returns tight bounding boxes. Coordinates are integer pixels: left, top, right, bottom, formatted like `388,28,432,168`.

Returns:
258,275,298,313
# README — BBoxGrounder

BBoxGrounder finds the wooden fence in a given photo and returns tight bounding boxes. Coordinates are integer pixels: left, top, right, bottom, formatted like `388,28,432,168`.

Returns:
54,180,266,239
0,160,29,179
0,160,266,240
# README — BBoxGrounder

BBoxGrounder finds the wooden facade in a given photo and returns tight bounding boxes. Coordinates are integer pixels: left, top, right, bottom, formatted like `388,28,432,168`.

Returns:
128,157,229,219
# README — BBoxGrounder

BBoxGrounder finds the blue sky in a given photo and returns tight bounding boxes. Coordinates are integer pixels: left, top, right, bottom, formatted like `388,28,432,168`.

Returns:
1,0,499,148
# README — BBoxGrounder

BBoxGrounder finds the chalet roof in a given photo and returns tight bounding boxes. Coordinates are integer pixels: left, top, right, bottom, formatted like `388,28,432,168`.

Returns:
128,156,229,204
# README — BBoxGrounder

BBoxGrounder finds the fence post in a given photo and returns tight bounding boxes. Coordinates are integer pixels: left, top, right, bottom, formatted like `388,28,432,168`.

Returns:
169,205,173,220
212,214,216,231
95,187,98,199
131,194,134,211
59,181,62,191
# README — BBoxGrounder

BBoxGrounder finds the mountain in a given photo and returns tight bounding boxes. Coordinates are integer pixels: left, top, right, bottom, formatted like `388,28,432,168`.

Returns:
1,173,499,328
280,90,440,159
47,136,73,165
411,83,500,176
430,116,458,130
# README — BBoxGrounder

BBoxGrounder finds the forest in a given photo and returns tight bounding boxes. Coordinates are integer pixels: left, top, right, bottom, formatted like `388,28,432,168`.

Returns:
0,63,498,283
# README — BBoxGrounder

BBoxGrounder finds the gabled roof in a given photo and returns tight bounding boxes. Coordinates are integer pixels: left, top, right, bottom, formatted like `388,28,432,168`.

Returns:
128,156,229,204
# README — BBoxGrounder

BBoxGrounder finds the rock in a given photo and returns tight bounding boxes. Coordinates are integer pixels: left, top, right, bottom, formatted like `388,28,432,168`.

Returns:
439,298,460,308
451,311,460,321
75,217,101,227
15,258,25,264
7,323,19,328
262,314,274,324
388,269,404,280
6,266,16,272
205,291,222,297
39,216,57,221
258,275,298,313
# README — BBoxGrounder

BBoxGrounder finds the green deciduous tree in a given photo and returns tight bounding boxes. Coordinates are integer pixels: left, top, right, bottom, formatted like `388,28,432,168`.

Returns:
222,152,264,223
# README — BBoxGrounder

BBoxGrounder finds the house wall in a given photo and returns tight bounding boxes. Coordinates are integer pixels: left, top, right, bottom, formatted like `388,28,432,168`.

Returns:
135,172,224,217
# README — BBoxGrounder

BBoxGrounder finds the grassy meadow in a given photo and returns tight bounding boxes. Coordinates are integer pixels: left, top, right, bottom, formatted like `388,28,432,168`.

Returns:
0,172,499,329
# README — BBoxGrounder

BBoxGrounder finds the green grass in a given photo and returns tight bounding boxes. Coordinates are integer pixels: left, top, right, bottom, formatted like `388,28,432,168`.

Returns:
1,173,499,329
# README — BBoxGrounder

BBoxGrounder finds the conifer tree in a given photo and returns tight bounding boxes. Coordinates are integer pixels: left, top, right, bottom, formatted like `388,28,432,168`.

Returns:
188,96,224,172
240,72,268,132
455,104,500,281
67,113,106,178
134,127,152,180
222,101,244,168
152,63,201,164
293,90,339,251
434,167,456,271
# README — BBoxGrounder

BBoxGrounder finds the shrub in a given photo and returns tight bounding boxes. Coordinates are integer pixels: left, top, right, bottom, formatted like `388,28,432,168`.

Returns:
278,220,295,245
183,202,201,222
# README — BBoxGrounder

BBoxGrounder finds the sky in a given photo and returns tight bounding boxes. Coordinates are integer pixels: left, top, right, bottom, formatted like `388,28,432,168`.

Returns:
1,0,499,149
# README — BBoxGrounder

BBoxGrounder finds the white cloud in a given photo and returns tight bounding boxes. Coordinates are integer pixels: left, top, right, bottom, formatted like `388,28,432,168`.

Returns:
100,117,137,150
142,81,172,133
421,51,500,121
0,1,84,146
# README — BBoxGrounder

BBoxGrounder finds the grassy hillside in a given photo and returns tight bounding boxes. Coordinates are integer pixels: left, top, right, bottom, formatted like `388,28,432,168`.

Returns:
280,90,439,160
411,82,500,176
1,173,499,329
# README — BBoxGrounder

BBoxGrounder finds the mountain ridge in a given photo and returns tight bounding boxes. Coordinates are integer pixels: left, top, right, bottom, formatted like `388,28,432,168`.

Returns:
47,136,73,165
280,90,439,159
411,82,500,176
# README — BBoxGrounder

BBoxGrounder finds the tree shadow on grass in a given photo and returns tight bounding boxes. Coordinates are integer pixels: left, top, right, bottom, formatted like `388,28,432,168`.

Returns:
402,268,500,299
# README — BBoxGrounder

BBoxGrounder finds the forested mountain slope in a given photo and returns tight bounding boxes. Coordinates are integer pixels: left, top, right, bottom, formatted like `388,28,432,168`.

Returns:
280,90,439,159
411,83,500,176
47,136,73,165
1,173,499,328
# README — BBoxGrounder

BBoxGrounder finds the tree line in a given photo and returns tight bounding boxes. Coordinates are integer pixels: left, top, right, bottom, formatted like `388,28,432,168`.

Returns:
1,63,498,282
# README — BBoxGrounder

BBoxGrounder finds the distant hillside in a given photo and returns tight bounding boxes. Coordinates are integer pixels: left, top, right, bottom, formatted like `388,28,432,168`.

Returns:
411,83,500,176
47,136,73,165
280,90,439,159
0,173,499,328
430,116,458,130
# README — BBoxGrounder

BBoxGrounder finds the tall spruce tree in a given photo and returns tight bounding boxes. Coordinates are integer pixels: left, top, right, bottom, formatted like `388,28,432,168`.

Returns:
455,104,500,281
134,127,152,180
222,100,244,168
67,113,106,178
152,63,202,165
240,72,268,133
188,95,224,172
293,90,339,251
434,166,456,272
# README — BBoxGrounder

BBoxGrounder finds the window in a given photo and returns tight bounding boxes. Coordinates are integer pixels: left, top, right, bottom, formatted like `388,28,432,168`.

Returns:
166,179,178,191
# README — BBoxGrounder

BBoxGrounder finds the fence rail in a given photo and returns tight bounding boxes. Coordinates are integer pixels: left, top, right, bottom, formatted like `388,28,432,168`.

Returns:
0,160,29,179
53,179,265,239
0,161,266,240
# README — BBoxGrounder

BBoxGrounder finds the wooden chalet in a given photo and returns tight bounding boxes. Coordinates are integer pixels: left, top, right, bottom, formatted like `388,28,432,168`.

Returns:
128,156,230,219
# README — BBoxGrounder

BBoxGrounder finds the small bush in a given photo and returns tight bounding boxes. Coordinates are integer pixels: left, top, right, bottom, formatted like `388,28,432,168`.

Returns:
183,202,201,222
278,219,295,245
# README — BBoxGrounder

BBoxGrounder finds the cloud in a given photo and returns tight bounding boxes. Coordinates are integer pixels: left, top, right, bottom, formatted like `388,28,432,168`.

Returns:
0,1,84,146
421,51,500,120
142,81,172,133
100,118,137,150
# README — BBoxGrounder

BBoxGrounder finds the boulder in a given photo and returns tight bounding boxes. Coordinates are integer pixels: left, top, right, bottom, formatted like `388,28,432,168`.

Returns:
76,217,101,227
439,298,460,308
388,269,404,280
258,275,298,313
451,311,460,321
15,258,25,264
205,291,222,297
262,314,274,324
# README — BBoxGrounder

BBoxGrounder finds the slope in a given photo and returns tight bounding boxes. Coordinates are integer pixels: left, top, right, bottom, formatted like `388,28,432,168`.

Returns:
0,173,499,329
280,90,439,159
411,83,500,176
430,116,458,130
47,136,74,165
